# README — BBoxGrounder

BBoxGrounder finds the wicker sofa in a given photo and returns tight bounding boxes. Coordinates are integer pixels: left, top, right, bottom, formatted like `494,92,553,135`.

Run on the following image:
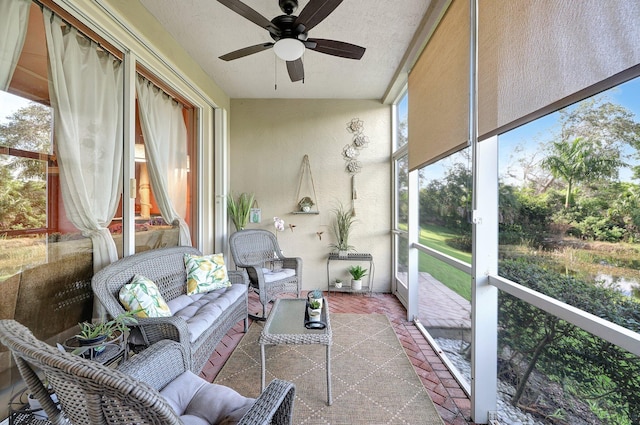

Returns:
92,246,248,373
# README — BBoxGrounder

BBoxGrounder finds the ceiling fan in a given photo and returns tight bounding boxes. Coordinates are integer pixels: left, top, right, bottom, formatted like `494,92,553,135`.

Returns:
217,0,366,82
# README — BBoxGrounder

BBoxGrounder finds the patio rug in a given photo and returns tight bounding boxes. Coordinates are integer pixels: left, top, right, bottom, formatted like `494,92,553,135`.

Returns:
214,313,444,424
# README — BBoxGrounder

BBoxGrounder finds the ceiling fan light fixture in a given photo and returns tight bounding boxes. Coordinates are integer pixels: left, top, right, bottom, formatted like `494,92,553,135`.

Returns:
273,38,305,61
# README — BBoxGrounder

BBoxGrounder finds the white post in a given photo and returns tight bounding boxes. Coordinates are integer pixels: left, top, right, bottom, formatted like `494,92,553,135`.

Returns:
122,53,137,257
407,168,420,321
471,136,498,422
469,0,498,422
213,107,228,254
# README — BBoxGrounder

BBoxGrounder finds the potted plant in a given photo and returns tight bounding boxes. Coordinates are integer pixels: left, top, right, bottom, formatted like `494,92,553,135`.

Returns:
334,278,343,289
227,192,255,231
65,311,138,358
307,289,323,308
348,265,367,291
298,196,315,212
307,299,322,321
329,202,356,258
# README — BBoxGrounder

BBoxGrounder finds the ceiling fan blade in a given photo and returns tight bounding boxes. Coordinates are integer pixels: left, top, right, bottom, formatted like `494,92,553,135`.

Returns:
286,59,304,82
217,0,281,36
219,43,274,61
294,0,342,33
306,38,365,60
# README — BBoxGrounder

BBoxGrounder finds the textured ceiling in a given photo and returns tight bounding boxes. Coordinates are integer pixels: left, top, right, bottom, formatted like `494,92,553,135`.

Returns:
139,0,430,99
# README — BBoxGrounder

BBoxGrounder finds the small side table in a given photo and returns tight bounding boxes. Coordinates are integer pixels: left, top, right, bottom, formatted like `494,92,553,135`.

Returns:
326,253,374,296
9,389,53,425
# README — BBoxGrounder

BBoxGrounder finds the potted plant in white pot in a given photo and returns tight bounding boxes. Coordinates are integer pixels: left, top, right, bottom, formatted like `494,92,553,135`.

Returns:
307,289,323,308
307,299,322,321
348,265,367,291
334,278,343,289
298,196,315,212
329,202,355,258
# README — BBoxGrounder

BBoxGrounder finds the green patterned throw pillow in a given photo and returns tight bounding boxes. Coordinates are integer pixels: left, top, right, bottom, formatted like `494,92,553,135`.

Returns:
184,253,232,295
119,274,172,318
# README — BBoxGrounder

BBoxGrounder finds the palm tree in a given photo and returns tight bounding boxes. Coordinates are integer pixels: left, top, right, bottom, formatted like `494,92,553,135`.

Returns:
541,137,623,208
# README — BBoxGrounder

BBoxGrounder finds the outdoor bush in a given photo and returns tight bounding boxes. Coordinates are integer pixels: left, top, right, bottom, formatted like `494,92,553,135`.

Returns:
445,235,471,253
570,216,625,242
499,259,640,423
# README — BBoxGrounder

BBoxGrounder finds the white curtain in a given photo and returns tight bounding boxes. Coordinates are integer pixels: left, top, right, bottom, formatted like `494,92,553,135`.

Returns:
136,76,191,246
0,0,30,90
43,9,123,274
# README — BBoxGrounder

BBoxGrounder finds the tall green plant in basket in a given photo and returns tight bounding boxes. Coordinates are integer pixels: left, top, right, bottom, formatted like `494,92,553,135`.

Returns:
330,202,356,254
227,192,254,231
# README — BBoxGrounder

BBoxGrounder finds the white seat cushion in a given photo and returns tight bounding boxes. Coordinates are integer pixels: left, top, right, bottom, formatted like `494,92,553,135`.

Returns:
160,370,254,425
260,267,296,283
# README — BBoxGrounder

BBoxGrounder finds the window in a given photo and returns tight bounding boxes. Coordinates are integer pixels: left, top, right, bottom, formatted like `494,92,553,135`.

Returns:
0,0,203,421
495,76,640,422
132,71,197,250
392,91,409,300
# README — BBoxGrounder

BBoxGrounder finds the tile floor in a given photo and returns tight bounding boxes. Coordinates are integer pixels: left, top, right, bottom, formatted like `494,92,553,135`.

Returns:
199,290,475,425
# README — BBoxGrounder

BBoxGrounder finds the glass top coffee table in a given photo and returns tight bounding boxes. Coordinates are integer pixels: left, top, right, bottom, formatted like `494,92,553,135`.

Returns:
259,297,333,405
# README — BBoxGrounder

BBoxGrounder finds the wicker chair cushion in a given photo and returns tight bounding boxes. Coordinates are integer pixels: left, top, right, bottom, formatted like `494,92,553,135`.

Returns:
119,274,172,318
167,284,247,343
160,370,255,425
185,253,232,295
261,268,296,283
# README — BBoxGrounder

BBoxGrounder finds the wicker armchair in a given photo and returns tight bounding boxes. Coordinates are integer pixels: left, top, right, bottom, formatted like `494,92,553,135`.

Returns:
229,229,302,320
0,320,295,425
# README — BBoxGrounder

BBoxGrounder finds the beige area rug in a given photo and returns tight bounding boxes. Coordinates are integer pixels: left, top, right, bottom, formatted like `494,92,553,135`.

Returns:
214,313,444,425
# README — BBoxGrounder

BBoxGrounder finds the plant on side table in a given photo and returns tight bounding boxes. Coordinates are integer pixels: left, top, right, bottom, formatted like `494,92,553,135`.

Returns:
329,202,356,258
64,311,138,358
348,265,367,291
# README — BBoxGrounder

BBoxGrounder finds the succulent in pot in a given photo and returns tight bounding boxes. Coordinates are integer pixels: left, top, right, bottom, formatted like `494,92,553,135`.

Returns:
298,196,315,212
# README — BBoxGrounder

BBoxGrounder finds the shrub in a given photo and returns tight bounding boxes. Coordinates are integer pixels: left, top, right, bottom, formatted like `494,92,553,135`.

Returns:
499,259,640,422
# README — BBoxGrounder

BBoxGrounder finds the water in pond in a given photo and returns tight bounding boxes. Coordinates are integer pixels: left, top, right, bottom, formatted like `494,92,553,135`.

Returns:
594,273,640,298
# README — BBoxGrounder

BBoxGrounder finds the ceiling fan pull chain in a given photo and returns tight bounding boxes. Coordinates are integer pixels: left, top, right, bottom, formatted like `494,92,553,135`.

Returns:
274,56,278,90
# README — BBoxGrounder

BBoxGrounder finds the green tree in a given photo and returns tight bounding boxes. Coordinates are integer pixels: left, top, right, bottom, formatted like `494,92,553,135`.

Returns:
0,103,52,180
541,136,623,208
0,103,51,231
560,97,640,156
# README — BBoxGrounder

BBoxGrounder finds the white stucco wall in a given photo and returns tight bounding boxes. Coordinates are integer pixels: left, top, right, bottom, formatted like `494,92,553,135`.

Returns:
229,99,392,292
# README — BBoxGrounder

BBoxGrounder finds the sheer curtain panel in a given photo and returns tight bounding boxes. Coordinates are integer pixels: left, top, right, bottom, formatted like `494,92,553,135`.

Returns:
43,9,124,275
136,76,192,246
0,0,30,90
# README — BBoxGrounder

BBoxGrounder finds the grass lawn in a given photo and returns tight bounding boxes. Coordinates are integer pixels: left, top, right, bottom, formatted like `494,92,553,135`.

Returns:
419,224,472,301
